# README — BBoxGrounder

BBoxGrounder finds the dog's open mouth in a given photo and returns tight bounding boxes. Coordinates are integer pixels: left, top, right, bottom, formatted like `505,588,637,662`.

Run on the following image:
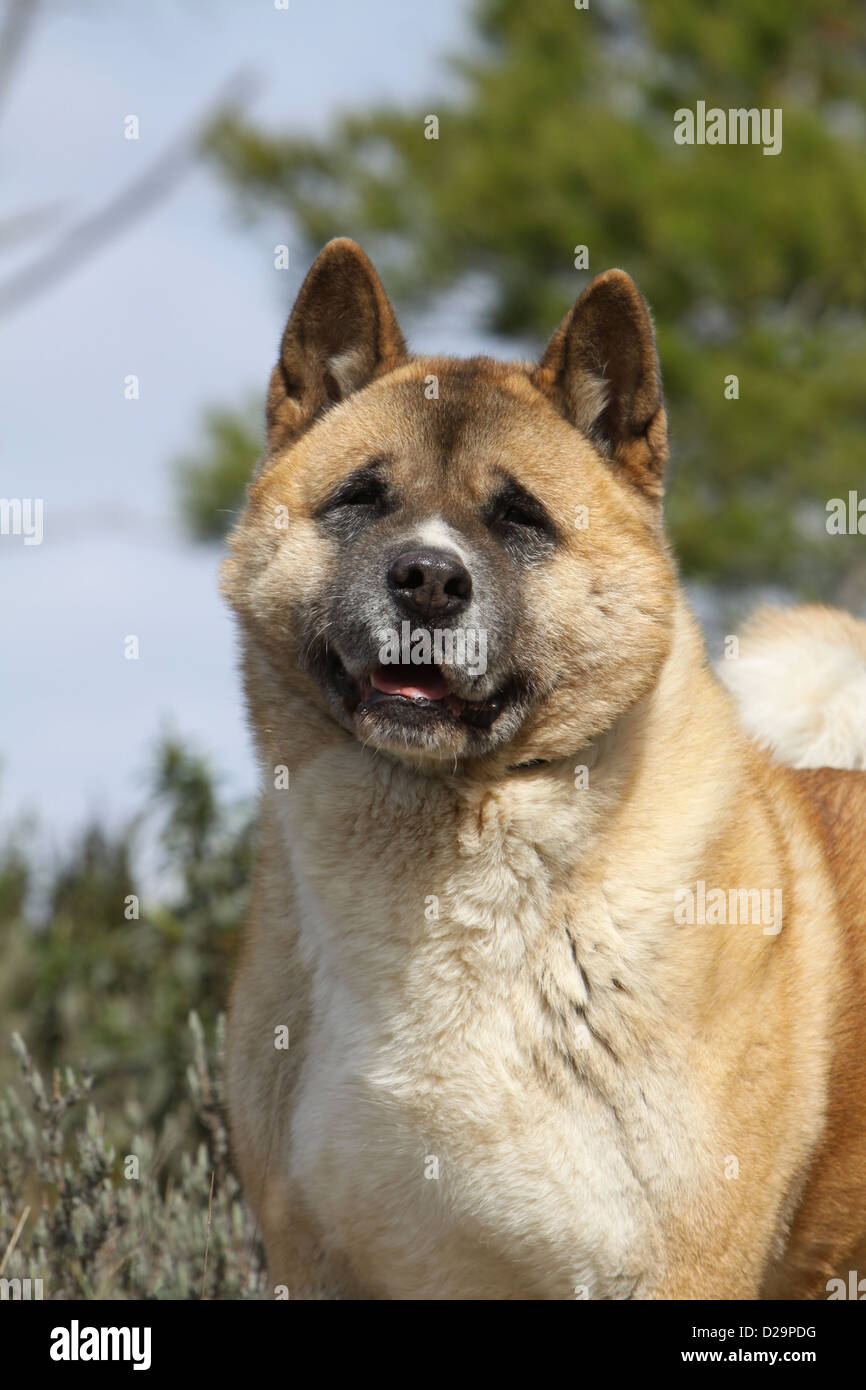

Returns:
323,649,511,734
358,664,506,729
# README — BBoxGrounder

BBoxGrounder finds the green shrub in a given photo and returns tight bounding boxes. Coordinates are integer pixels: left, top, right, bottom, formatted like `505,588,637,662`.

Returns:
0,1015,266,1300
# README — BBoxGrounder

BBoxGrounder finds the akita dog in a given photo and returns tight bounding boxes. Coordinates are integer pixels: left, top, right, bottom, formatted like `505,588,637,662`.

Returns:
223,238,866,1299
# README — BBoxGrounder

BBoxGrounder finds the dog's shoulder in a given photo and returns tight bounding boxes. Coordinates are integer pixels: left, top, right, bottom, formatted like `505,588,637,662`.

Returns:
792,765,866,852
791,767,866,914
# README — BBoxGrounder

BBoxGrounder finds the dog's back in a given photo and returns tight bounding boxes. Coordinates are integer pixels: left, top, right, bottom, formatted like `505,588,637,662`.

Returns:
754,766,866,1296
723,610,866,1295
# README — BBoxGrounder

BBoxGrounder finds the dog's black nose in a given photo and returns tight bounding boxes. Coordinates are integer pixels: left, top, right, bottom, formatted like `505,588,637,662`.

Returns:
388,548,472,618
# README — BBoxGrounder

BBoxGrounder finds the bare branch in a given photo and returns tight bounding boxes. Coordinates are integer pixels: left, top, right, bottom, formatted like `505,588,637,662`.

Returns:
0,0,38,124
0,200,64,248
0,67,260,319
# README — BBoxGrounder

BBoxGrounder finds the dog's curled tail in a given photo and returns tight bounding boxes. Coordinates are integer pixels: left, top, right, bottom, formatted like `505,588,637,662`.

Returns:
718,604,866,770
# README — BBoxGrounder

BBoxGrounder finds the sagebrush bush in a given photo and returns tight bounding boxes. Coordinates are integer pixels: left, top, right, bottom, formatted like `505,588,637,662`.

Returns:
0,1013,266,1300
0,740,253,1146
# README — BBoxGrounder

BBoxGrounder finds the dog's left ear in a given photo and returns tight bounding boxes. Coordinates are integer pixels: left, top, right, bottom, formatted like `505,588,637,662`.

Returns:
532,269,668,500
266,238,407,453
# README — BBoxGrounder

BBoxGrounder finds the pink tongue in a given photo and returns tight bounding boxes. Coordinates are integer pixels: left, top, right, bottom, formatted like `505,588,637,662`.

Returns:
371,664,449,700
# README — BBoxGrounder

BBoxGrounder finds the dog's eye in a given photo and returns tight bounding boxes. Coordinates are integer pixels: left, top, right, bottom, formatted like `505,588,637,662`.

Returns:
501,501,542,529
485,483,557,557
321,467,389,516
338,480,384,508
317,466,393,537
495,492,551,535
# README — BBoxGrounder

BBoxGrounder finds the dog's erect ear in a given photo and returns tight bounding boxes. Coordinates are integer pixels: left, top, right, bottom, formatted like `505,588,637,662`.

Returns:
532,269,668,500
265,238,407,453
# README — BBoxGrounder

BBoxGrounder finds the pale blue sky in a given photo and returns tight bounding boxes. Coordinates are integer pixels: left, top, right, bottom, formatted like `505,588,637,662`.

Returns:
2,0,497,853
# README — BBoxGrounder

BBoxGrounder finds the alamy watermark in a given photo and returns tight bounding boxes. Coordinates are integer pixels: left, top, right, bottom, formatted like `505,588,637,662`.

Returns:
827,1271,866,1299
0,1276,43,1299
49,1320,151,1371
674,880,783,936
826,491,866,535
674,102,782,157
378,621,487,677
0,497,43,545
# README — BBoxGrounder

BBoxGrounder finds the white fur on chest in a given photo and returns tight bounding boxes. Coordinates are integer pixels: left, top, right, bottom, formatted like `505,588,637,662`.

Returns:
276,752,700,1299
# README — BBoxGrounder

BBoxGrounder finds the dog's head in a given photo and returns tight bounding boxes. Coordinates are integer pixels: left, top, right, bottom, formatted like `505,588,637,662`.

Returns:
224,239,678,770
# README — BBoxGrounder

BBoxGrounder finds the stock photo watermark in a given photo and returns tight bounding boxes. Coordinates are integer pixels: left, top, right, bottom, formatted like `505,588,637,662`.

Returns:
377,621,488,677
0,497,43,545
674,881,784,936
674,102,783,156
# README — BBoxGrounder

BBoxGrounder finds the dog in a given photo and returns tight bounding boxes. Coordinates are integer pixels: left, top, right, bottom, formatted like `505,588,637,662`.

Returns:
222,238,866,1299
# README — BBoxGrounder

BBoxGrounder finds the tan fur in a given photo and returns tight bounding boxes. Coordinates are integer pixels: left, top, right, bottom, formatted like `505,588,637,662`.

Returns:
223,241,866,1299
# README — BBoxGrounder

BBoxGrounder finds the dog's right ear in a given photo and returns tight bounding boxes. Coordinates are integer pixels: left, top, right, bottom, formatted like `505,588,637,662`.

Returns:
265,238,407,454
532,269,668,501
